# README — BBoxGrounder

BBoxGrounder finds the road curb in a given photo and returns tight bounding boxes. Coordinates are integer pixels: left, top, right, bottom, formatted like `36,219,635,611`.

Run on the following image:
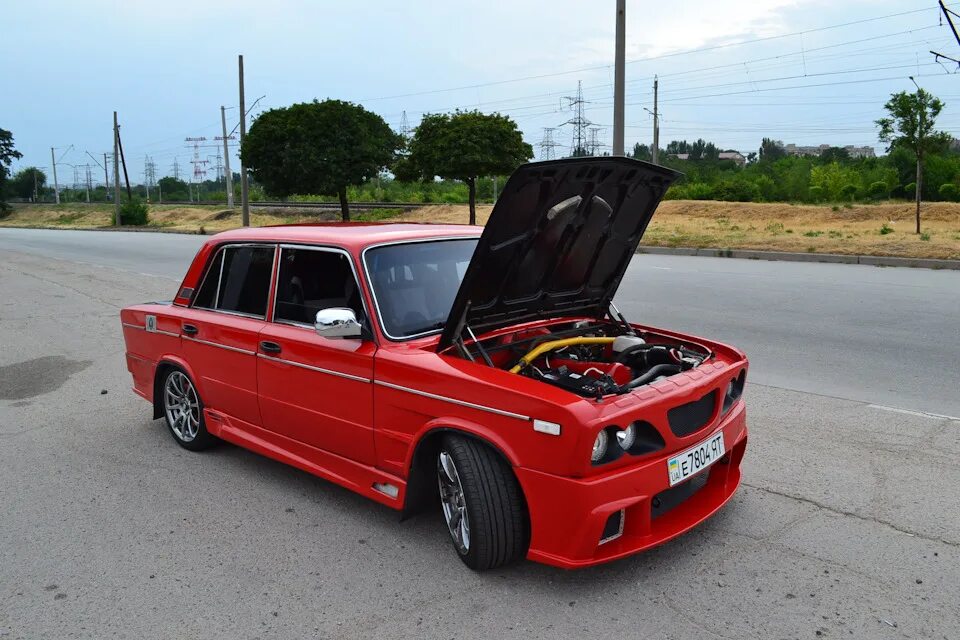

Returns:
636,245,960,270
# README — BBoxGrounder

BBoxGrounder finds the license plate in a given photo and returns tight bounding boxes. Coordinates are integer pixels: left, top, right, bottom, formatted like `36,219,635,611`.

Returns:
667,431,725,487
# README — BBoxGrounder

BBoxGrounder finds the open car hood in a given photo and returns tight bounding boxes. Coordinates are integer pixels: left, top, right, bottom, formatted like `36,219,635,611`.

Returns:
438,157,681,351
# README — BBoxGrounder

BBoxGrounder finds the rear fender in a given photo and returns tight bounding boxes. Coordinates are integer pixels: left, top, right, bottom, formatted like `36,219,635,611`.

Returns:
152,354,202,420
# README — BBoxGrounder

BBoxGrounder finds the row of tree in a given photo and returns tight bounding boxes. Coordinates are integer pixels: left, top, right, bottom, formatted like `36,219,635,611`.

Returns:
1,88,950,235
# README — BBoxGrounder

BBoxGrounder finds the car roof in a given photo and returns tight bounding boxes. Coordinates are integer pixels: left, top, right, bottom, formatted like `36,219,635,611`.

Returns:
205,222,482,251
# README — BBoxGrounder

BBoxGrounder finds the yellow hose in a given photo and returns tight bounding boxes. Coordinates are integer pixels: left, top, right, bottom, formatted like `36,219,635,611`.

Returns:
509,337,616,373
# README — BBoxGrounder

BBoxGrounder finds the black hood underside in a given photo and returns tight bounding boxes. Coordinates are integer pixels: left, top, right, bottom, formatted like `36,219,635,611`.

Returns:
439,157,680,351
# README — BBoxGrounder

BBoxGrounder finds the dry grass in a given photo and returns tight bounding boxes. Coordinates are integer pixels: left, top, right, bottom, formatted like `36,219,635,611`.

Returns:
395,201,960,260
4,200,960,260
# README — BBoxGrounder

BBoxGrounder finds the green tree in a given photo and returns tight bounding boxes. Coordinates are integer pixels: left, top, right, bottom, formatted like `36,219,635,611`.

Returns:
630,142,652,162
241,99,400,221
758,138,786,162
819,146,850,163
876,88,951,233
404,110,532,224
10,167,46,201
158,176,189,200
0,128,24,212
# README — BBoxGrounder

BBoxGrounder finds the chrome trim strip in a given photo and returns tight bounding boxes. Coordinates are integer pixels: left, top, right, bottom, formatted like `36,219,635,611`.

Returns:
122,323,178,337
182,335,256,356
256,353,371,383
360,235,482,342
373,380,530,421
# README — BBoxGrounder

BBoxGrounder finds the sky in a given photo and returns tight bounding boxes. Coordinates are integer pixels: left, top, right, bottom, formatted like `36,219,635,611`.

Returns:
2,0,959,187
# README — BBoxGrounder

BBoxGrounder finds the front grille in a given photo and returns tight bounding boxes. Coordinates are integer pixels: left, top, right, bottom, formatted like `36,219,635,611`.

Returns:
651,473,709,520
667,390,717,437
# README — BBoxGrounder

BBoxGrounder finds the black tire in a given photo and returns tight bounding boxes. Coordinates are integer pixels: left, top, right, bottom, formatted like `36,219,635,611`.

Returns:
437,435,528,570
160,367,216,451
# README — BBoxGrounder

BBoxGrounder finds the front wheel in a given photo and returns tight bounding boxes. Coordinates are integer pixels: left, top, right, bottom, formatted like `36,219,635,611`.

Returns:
437,435,528,570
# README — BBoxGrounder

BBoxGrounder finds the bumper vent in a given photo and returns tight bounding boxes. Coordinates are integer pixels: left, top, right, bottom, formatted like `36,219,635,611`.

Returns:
667,390,717,437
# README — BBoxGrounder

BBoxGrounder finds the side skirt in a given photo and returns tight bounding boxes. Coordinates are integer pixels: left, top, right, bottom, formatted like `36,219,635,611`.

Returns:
204,409,407,510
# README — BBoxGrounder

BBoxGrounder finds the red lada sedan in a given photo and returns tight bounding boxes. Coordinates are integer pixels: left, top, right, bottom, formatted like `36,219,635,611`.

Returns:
121,157,748,570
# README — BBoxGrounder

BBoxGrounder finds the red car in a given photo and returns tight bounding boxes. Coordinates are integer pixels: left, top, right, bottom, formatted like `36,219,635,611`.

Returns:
121,157,748,570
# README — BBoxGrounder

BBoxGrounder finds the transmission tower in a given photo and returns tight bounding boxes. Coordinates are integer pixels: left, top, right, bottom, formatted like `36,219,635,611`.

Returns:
171,157,181,181
586,127,606,156
143,155,157,202
399,110,411,139
560,81,592,157
538,127,561,161
185,137,210,184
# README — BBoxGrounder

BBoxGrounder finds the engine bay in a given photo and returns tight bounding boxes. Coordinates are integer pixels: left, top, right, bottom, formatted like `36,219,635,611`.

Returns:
460,318,712,399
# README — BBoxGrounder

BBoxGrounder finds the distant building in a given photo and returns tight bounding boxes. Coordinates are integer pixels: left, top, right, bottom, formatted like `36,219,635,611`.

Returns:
669,151,746,166
783,143,875,159
718,151,746,166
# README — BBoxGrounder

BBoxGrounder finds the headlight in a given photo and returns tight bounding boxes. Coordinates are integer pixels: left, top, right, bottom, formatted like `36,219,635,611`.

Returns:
616,424,637,450
591,430,609,463
722,371,746,413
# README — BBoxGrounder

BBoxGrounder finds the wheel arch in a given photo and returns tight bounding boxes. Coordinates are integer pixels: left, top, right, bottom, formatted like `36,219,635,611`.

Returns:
152,355,201,420
400,418,527,520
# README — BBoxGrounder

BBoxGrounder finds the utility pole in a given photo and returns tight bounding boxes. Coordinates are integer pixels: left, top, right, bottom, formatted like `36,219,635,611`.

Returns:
220,105,235,208
652,76,660,164
612,0,625,156
50,148,60,204
113,111,121,225
238,54,250,226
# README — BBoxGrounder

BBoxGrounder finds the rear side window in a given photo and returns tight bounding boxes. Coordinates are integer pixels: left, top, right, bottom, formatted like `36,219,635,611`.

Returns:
192,245,275,318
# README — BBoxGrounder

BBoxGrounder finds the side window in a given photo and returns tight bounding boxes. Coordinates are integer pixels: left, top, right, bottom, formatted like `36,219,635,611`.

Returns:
274,248,364,325
192,249,224,309
192,245,274,318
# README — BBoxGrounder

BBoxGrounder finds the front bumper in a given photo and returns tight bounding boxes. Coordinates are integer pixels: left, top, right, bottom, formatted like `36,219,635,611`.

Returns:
516,401,748,569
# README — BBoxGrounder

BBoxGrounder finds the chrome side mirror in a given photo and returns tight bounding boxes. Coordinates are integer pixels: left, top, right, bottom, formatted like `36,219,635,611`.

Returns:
315,307,363,339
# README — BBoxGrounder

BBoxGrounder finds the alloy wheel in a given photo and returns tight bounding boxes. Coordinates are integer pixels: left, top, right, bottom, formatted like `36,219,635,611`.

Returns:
164,371,201,442
437,450,471,554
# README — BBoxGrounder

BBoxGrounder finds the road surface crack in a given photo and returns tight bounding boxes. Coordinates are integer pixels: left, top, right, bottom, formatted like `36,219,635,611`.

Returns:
741,482,960,548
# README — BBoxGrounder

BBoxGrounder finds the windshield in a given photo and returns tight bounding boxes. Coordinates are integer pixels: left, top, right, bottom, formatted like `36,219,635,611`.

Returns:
364,238,479,340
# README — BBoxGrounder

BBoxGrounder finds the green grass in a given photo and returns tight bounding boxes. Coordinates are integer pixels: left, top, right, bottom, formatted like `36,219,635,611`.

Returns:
880,223,894,235
353,208,404,222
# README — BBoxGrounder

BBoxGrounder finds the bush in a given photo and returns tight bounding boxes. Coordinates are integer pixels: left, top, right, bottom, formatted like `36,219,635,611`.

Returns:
880,223,894,235
839,184,858,201
904,182,917,197
808,185,824,202
868,181,889,200
714,179,760,202
114,198,149,225
938,183,959,202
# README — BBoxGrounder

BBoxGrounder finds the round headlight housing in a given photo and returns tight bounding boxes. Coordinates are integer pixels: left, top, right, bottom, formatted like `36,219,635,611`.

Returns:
616,423,637,450
591,430,609,463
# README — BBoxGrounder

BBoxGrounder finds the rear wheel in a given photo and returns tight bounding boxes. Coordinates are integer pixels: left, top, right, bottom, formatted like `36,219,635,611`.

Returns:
161,368,215,451
437,435,528,570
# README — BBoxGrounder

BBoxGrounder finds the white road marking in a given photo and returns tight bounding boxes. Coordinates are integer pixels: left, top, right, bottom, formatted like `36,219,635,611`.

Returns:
867,404,960,422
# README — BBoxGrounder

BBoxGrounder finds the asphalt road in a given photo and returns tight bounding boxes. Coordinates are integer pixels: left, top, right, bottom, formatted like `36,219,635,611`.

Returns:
2,228,959,639
2,227,958,415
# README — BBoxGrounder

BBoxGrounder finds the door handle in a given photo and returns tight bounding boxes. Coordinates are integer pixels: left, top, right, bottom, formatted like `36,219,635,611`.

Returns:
182,324,198,335
260,341,282,354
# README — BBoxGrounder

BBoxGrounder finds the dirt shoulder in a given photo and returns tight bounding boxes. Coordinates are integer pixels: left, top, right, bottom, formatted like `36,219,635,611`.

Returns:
4,200,959,260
